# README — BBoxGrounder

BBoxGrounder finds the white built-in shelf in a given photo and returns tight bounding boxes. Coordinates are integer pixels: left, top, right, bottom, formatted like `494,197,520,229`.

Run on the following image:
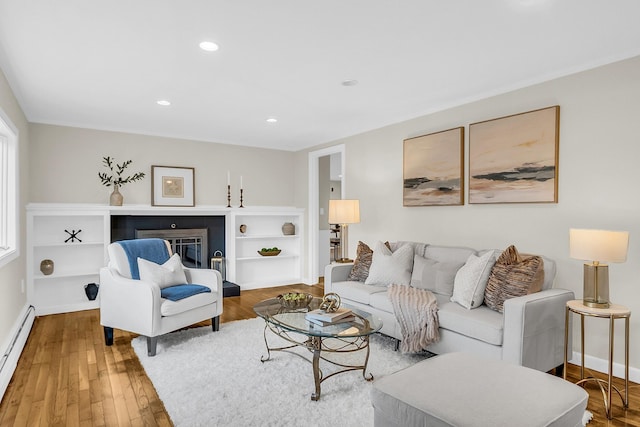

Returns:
27,204,306,314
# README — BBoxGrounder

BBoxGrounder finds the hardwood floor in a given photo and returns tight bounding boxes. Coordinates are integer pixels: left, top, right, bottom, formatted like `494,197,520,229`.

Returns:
0,283,638,426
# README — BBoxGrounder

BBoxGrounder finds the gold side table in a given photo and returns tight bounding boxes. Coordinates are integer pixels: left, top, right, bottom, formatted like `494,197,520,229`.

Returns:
564,299,630,419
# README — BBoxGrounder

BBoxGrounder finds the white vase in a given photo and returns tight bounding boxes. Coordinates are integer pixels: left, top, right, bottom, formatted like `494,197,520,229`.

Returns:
110,185,123,206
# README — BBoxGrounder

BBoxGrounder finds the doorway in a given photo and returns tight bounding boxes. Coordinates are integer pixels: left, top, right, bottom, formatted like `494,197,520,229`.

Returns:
308,145,345,284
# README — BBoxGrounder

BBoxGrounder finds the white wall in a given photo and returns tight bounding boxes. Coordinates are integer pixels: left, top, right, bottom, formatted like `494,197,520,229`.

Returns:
29,124,296,206
296,55,640,371
0,68,29,356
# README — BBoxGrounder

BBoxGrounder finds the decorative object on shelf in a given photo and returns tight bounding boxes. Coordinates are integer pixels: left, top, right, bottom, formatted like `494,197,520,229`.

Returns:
403,127,464,206
239,175,244,208
258,247,281,256
40,259,54,275
277,292,313,309
328,199,360,263
98,156,146,206
282,222,295,235
239,224,247,234
469,106,560,204
84,283,99,301
210,250,226,281
319,292,341,313
569,228,629,308
151,165,195,207
64,229,82,243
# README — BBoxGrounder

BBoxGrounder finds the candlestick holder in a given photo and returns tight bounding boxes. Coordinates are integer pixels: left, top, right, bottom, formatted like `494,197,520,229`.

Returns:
226,185,231,208
240,188,244,208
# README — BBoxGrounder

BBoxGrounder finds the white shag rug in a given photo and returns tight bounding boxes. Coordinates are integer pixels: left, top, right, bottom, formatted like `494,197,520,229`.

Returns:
132,318,427,426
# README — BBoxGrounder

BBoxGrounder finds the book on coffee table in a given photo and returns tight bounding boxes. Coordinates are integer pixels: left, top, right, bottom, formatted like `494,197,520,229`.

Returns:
306,314,356,327
305,307,353,323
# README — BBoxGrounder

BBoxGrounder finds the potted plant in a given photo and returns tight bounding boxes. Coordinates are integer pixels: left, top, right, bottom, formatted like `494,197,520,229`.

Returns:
98,156,145,206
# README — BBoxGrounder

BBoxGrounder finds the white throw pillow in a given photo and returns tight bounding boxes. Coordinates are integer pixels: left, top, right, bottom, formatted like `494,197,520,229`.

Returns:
137,253,188,289
364,241,414,286
450,250,496,309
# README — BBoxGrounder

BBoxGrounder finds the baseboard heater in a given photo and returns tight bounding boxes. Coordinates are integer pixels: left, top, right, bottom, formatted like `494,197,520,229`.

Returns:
0,305,35,401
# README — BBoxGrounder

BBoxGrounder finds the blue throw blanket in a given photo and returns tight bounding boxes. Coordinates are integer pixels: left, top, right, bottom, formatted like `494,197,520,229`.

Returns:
117,238,170,280
161,284,211,301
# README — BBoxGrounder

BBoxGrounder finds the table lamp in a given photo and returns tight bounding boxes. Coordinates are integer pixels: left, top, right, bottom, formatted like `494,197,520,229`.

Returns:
328,199,360,263
569,228,629,308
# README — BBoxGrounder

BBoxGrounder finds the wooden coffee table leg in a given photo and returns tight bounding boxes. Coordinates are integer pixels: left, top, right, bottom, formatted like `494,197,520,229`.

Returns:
311,336,322,401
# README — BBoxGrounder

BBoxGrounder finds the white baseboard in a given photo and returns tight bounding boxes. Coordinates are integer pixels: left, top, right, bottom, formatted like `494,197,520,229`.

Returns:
0,304,35,402
569,351,640,383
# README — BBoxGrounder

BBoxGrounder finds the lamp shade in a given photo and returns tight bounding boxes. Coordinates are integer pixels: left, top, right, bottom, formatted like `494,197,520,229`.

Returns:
328,199,360,224
569,229,629,263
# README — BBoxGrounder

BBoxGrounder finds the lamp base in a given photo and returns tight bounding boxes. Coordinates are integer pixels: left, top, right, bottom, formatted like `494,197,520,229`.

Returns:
335,258,353,263
583,299,610,309
583,263,610,309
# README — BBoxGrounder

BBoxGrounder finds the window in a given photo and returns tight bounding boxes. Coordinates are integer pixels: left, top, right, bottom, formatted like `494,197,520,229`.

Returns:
0,108,18,268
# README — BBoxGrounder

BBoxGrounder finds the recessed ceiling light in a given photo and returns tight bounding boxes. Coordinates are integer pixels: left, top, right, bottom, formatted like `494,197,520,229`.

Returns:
157,100,171,106
266,117,278,123
199,41,219,52
341,79,358,87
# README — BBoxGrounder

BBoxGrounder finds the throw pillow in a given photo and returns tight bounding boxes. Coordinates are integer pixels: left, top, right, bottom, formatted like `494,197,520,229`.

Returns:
484,245,544,313
347,241,374,282
347,241,391,282
364,241,414,286
138,253,188,289
450,250,497,309
411,255,465,297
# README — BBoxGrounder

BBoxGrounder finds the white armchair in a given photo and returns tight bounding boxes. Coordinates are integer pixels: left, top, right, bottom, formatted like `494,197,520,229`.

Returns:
99,238,223,356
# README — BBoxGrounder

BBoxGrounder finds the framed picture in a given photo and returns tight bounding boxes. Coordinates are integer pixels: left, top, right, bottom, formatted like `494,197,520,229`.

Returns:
151,166,195,207
403,127,464,206
469,106,559,204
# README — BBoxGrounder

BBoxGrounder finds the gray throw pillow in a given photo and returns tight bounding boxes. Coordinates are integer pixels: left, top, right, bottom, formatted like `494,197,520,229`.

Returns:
411,254,464,296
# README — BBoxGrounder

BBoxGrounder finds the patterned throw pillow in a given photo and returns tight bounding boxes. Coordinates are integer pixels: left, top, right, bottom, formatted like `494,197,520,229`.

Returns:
347,241,374,282
484,245,544,313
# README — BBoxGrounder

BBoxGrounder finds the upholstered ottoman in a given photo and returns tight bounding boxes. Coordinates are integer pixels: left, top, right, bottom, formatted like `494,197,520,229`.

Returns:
371,352,588,427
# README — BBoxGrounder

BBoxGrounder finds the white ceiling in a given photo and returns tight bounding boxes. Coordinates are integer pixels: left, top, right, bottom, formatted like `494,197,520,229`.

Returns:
1,1,639,152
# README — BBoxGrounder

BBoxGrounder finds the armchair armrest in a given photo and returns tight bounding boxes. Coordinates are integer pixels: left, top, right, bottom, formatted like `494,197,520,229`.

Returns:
183,268,223,302
502,288,575,372
324,262,354,293
99,267,163,336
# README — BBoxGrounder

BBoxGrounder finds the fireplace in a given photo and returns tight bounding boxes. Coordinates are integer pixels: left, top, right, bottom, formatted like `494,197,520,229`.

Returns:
110,214,239,297
135,228,207,268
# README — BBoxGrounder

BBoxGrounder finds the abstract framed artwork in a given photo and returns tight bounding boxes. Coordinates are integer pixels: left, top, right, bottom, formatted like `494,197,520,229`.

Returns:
469,106,560,204
151,165,195,207
403,127,464,206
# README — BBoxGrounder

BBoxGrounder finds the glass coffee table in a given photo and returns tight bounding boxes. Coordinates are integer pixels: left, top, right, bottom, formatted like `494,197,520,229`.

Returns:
253,297,383,401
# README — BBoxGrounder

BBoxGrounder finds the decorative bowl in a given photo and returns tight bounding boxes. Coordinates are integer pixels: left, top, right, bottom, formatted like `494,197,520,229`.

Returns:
277,292,314,309
258,249,281,256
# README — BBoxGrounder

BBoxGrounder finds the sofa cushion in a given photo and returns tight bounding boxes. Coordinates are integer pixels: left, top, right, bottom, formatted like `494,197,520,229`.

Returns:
424,245,476,264
410,255,464,297
484,245,544,313
437,301,504,346
330,280,387,305
365,242,414,286
450,250,497,309
161,291,217,316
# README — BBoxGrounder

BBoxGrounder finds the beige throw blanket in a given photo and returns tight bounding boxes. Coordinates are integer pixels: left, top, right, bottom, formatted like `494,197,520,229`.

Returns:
388,284,439,353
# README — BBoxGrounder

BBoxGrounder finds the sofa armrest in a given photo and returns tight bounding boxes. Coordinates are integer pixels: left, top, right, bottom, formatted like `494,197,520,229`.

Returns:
502,288,574,372
324,262,354,293
99,267,162,336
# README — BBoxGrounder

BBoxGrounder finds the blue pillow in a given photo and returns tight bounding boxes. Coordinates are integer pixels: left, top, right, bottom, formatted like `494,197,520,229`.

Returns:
161,284,211,301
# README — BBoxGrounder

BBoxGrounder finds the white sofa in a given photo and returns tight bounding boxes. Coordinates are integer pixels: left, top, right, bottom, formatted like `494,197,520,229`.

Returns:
324,242,574,373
